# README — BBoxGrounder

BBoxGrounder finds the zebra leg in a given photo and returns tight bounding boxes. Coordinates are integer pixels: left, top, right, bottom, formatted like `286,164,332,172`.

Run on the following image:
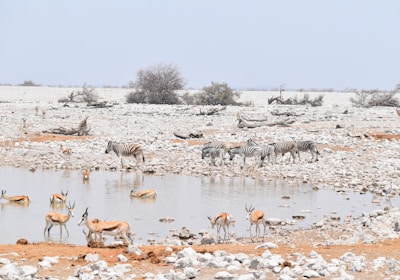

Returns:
120,156,124,168
211,156,216,166
291,151,296,163
135,154,141,168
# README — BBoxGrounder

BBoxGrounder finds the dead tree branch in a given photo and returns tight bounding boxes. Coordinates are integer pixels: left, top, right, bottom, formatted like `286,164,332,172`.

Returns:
173,131,203,139
197,106,226,115
236,112,268,122
43,116,91,136
86,101,115,108
237,116,295,128
270,110,304,117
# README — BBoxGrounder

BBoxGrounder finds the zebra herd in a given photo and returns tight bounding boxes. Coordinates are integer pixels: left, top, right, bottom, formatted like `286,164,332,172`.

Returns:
104,138,319,170
201,139,319,168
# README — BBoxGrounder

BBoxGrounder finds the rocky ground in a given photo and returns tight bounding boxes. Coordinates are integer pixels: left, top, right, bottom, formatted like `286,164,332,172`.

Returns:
1,86,400,279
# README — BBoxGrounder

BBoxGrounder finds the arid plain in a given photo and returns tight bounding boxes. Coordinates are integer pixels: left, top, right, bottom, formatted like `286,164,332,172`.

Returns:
1,86,400,279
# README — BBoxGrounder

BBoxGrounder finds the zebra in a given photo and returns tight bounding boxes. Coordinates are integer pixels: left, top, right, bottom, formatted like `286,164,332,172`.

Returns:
270,141,298,164
202,141,228,154
296,140,320,162
105,140,145,168
228,145,262,168
246,138,275,166
202,141,229,161
260,145,276,166
246,138,259,147
202,147,225,166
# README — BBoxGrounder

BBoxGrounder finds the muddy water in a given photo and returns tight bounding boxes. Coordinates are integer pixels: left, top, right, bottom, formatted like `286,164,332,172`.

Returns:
0,167,396,245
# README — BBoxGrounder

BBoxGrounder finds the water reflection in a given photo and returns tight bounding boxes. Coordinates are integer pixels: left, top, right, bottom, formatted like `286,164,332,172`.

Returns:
0,167,397,246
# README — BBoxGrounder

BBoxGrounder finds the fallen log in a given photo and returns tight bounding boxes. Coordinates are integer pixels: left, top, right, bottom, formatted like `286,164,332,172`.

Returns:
236,112,268,122
86,101,115,108
197,106,226,115
270,110,304,117
43,116,91,136
173,131,203,139
237,118,295,128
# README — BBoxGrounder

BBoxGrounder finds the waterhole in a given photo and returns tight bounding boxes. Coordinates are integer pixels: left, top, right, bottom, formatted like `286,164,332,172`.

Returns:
0,167,396,245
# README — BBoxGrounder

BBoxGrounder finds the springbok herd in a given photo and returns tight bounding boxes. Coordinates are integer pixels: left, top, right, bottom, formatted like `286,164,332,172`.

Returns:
1,182,271,244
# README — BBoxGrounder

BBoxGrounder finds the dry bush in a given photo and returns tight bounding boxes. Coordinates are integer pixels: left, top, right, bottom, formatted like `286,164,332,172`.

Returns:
19,80,40,86
268,94,324,106
58,84,99,104
350,90,399,107
127,63,185,104
193,82,240,105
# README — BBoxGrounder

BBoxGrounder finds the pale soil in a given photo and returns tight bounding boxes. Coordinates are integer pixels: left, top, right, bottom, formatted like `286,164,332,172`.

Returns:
1,87,400,279
1,237,400,279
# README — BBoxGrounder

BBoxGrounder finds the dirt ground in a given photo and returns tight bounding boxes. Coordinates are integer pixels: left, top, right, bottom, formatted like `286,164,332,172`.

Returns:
2,127,400,278
1,235,400,279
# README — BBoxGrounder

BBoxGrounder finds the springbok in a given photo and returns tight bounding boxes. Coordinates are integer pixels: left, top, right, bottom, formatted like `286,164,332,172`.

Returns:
82,218,135,243
207,212,235,243
0,190,30,204
77,207,134,245
82,169,91,181
59,144,71,160
130,189,157,199
44,201,75,237
245,204,267,242
50,190,68,204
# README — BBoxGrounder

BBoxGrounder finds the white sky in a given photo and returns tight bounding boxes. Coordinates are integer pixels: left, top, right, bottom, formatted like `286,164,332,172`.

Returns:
0,1,399,90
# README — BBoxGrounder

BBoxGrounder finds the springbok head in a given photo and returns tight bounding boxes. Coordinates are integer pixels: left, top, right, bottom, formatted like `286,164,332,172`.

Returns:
82,169,91,181
207,216,216,228
78,207,89,226
66,201,75,216
245,204,255,219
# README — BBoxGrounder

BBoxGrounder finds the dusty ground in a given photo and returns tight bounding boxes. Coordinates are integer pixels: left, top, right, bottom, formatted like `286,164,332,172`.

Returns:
1,236,400,279
1,88,400,278
1,128,400,279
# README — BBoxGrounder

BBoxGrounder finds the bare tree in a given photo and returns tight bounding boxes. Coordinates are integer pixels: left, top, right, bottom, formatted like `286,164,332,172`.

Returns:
127,63,185,104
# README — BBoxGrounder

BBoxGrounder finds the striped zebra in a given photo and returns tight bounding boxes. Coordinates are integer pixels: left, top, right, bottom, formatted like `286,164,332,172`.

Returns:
270,141,298,164
228,145,262,168
202,141,228,154
246,138,275,166
105,140,145,168
202,147,225,166
260,145,275,166
296,140,319,162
